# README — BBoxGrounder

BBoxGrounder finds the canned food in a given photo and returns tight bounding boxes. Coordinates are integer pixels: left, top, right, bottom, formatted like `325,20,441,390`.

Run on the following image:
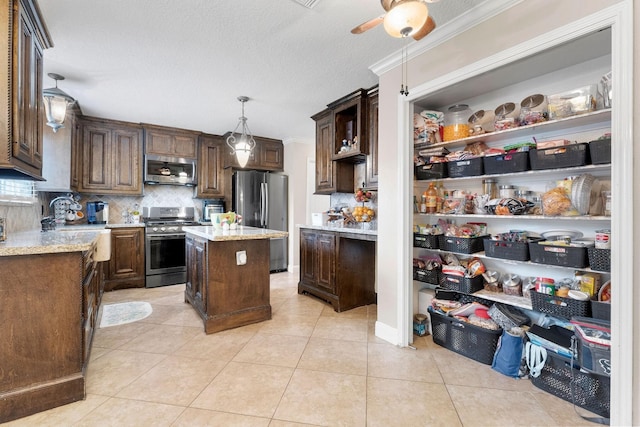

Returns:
595,229,611,249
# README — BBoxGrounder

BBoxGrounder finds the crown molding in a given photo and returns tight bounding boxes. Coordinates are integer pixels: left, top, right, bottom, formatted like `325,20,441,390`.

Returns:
369,0,524,76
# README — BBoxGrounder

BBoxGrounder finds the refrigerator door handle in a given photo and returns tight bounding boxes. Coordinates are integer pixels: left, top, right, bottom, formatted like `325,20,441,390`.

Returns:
260,182,266,227
263,183,269,228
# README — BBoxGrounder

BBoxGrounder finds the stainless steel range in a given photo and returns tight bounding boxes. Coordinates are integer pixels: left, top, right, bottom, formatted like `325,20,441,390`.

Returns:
143,206,198,288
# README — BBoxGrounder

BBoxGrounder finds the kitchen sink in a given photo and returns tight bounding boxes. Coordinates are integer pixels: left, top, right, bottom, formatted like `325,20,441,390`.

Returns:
56,227,111,261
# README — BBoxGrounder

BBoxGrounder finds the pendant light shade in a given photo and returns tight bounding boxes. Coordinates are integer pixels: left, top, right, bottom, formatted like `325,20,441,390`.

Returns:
383,1,429,38
226,96,256,168
42,73,75,133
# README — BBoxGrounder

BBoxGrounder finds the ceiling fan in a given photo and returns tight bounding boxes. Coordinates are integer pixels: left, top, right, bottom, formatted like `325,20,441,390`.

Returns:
351,0,437,41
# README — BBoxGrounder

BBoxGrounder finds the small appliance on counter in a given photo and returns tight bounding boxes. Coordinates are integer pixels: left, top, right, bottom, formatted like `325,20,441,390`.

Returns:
87,201,109,224
202,199,224,223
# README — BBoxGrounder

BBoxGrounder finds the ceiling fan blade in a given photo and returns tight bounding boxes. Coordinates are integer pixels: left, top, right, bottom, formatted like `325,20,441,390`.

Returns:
351,16,384,34
412,16,436,41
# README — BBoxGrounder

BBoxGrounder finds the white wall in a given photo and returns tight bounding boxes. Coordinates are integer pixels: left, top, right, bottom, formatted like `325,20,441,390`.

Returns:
283,140,318,268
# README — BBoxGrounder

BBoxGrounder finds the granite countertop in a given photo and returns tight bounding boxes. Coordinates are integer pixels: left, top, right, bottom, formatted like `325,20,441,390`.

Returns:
185,225,288,241
298,224,377,241
0,229,102,256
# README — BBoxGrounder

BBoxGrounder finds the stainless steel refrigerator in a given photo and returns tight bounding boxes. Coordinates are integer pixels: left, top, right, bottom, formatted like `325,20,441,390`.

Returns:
232,170,288,272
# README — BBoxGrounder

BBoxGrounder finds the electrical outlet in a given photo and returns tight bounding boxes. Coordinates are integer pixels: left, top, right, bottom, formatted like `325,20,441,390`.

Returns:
236,250,247,265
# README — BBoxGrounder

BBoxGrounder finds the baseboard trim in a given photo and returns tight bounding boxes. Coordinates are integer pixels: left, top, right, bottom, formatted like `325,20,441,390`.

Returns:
374,320,398,346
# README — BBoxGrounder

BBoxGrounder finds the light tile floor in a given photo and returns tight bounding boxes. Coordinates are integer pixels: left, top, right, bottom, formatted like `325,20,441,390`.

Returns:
7,269,601,426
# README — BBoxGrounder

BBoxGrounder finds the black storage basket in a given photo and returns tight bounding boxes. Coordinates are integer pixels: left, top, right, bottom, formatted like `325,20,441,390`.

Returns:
435,289,494,307
413,233,441,249
591,301,611,321
483,237,543,261
587,248,611,272
415,163,448,180
483,152,530,174
439,273,484,294
589,138,611,165
530,290,591,319
531,351,610,418
529,143,590,170
446,157,484,178
413,267,440,285
529,241,589,268
439,235,488,254
428,307,501,365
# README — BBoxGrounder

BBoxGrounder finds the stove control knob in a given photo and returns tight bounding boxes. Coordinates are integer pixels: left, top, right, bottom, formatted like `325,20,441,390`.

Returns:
160,227,166,232
152,227,159,232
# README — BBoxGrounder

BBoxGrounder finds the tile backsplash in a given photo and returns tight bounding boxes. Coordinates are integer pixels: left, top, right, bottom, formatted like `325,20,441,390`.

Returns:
46,185,214,224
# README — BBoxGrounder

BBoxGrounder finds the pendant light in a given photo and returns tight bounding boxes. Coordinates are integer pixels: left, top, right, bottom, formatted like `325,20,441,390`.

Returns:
226,96,256,168
42,73,75,132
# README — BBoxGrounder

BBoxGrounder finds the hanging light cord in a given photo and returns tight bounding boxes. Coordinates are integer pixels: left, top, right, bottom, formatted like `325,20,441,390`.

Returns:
400,31,410,96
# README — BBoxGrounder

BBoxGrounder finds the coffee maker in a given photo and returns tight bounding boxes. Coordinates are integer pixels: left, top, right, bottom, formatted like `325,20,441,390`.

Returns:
87,201,109,224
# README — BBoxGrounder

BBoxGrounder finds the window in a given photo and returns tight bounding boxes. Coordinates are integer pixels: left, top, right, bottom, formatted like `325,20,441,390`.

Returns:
0,179,37,205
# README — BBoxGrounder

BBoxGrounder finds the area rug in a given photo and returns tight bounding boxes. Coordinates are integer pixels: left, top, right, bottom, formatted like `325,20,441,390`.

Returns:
99,301,153,328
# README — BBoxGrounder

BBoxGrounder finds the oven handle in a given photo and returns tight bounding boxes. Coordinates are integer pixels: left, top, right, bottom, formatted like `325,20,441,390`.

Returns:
146,233,186,239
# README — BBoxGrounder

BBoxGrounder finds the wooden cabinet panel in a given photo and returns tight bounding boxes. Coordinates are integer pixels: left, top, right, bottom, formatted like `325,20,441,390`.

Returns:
365,88,379,189
196,134,225,198
313,109,353,194
316,232,336,293
74,116,143,195
104,227,145,291
0,0,51,180
185,235,207,316
298,229,376,312
259,138,284,171
143,124,199,158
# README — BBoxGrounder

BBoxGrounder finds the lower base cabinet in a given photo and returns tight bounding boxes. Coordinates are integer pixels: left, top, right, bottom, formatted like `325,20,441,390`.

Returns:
104,227,145,291
298,228,376,312
0,248,104,423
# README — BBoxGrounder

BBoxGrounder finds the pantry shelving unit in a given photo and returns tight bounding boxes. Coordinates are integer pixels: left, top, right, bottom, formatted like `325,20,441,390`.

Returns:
391,3,633,422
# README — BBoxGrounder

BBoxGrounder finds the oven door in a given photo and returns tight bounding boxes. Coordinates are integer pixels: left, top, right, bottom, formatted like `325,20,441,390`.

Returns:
145,232,187,287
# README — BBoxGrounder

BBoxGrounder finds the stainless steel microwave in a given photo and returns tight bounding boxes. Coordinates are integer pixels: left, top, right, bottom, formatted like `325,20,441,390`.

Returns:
144,154,197,186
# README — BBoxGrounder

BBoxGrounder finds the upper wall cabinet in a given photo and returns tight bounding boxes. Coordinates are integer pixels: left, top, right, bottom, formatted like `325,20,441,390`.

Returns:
0,0,52,180
313,109,354,194
72,116,143,195
196,133,225,198
365,86,379,189
143,124,200,159
224,135,284,171
330,89,368,163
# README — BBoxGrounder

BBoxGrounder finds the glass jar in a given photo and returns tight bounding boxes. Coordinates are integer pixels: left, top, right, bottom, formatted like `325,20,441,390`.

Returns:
499,185,516,198
443,104,471,141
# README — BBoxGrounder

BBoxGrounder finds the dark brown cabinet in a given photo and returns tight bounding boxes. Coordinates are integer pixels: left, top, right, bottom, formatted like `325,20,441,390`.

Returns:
312,110,354,194
330,89,368,162
73,116,143,195
104,227,145,291
143,124,200,159
185,235,207,316
298,228,376,312
0,0,52,180
0,244,104,423
365,87,379,189
224,135,284,171
196,133,225,198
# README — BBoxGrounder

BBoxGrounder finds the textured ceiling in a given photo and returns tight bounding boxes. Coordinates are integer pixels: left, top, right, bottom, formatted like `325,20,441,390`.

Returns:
36,0,489,143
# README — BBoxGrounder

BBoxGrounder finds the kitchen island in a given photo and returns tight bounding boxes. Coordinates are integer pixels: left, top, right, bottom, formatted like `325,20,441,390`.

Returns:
183,226,288,334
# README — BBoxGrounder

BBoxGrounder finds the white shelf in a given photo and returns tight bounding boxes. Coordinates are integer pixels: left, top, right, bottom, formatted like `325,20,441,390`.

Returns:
413,213,611,221
412,246,611,275
414,109,611,151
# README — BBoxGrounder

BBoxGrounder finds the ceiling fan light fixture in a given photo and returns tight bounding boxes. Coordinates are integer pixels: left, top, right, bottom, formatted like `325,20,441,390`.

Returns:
226,96,256,168
383,1,428,38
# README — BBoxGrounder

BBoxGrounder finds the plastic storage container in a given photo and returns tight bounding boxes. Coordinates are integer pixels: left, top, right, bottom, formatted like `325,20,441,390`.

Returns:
529,143,590,170
443,104,471,141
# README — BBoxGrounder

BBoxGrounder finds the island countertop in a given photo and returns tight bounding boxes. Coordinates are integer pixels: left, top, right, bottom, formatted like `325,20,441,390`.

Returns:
184,225,288,241
298,224,377,241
